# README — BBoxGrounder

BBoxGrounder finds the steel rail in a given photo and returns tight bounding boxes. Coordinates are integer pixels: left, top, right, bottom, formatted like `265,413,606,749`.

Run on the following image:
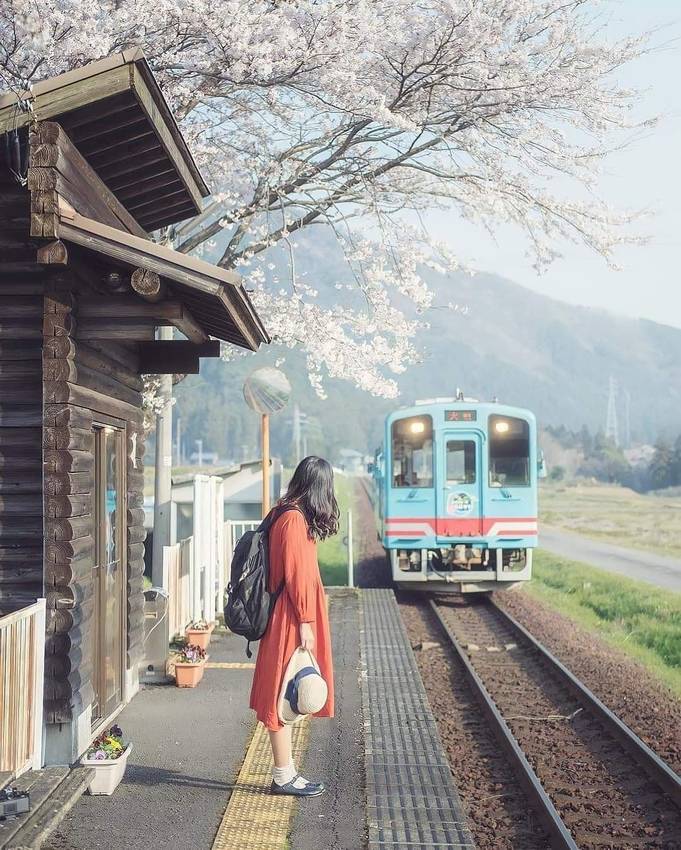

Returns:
428,599,579,850
489,598,681,808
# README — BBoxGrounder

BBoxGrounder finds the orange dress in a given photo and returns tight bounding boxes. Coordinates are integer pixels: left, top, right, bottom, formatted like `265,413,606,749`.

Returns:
249,509,334,731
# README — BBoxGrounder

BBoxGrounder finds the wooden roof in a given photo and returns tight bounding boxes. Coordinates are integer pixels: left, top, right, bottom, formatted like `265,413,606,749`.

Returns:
0,49,208,232
56,198,269,350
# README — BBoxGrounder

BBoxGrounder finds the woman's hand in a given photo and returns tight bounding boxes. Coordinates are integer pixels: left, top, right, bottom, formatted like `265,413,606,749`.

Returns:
300,622,314,652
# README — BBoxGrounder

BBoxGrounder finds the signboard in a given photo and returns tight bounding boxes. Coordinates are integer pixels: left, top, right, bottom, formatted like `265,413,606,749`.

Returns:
445,410,477,422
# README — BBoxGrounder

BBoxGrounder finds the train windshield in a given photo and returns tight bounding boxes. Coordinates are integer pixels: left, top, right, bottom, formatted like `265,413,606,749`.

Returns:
488,415,530,486
446,440,476,484
391,415,433,487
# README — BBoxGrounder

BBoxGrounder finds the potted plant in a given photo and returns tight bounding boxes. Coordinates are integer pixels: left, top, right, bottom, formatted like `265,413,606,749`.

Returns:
185,618,213,650
174,643,207,688
81,725,131,795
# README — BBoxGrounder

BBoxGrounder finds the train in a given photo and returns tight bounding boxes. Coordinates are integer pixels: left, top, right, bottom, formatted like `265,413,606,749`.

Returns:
372,395,543,593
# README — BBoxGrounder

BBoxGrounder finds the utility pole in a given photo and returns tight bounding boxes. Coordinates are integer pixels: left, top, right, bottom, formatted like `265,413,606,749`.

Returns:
605,376,619,448
175,416,182,466
293,403,301,466
195,439,203,467
623,388,631,449
152,325,173,587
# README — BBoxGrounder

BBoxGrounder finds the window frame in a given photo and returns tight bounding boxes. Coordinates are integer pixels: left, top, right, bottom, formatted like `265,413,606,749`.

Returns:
445,438,477,485
488,414,531,488
390,414,434,489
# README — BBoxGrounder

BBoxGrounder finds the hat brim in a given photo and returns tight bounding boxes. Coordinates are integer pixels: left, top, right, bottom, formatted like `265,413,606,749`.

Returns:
277,648,322,726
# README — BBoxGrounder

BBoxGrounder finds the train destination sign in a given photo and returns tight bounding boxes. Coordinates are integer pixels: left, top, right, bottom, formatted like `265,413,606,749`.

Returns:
444,410,477,422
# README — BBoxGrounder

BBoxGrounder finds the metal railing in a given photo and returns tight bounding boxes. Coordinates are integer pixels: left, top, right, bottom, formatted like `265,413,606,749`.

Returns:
224,520,260,568
0,599,46,776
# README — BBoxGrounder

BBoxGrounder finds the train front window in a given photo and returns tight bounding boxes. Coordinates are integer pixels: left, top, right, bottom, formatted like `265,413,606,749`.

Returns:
489,415,530,487
391,416,433,488
446,440,476,484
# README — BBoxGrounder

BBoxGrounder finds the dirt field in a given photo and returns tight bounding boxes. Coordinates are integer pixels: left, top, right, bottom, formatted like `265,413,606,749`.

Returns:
540,482,681,559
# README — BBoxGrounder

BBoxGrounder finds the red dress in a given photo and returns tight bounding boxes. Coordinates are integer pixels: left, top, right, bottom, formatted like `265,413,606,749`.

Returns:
249,509,334,731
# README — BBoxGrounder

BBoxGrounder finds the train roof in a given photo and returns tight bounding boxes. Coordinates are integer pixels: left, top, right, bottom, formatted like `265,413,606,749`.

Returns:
387,399,536,424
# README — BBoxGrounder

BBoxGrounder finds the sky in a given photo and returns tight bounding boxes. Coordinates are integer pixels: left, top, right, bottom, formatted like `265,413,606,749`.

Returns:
427,0,681,329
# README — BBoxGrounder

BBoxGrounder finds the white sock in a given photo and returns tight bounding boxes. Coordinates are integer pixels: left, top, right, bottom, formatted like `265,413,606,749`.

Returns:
272,760,296,786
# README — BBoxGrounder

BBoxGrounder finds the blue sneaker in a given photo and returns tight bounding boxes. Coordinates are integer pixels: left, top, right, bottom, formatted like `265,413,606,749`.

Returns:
270,775,326,797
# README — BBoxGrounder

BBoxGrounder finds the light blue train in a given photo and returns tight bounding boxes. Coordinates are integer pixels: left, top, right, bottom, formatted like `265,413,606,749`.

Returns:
372,395,543,592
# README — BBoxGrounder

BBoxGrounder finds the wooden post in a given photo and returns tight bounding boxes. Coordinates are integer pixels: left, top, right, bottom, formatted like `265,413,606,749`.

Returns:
262,413,270,518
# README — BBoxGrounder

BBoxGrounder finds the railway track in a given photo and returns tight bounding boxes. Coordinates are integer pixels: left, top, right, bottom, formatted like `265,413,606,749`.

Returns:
429,596,681,850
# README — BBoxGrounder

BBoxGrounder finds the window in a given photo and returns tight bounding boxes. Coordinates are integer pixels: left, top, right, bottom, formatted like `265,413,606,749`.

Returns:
446,440,476,484
391,416,433,488
488,415,530,486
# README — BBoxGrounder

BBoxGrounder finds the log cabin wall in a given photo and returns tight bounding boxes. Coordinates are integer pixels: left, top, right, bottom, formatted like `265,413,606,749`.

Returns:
0,174,45,615
42,271,147,735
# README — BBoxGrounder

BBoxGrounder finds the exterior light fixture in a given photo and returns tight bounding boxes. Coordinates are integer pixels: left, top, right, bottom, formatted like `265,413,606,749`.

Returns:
494,420,510,434
410,421,425,434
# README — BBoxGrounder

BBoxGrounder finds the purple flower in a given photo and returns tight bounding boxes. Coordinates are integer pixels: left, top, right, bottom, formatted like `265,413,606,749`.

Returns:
93,750,107,760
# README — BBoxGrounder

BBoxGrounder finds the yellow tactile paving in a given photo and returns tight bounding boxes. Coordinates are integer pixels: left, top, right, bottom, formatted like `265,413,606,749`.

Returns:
211,719,310,850
205,662,256,669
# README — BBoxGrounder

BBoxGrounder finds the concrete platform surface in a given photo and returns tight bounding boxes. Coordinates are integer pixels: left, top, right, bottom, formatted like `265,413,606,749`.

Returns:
43,629,256,850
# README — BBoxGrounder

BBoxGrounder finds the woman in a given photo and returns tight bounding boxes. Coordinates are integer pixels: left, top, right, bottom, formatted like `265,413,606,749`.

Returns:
249,456,338,797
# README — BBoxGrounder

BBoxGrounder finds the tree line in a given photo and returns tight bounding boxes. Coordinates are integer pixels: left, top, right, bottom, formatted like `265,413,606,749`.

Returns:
545,425,681,493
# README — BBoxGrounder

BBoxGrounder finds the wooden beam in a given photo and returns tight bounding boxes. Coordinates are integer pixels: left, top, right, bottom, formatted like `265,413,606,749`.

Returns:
75,318,157,341
171,306,208,344
137,339,220,374
78,297,182,319
37,239,68,264
131,268,162,300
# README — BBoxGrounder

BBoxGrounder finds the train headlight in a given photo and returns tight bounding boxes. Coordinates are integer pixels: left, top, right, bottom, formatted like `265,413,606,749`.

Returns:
410,420,425,434
494,420,510,434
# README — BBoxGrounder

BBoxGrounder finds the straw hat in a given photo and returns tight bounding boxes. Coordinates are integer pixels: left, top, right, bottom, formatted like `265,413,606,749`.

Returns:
278,647,328,725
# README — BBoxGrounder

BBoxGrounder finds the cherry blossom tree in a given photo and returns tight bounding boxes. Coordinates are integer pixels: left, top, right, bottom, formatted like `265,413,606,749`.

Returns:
1,0,649,396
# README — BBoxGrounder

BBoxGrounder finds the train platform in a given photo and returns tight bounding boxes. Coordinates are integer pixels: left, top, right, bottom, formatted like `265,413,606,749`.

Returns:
43,588,474,850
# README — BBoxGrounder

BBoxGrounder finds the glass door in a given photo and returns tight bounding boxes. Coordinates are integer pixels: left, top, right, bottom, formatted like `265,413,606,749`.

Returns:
92,425,126,723
436,431,483,537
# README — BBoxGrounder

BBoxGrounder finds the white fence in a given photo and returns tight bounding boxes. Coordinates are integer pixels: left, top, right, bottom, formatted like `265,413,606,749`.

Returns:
223,520,260,568
163,475,227,632
164,537,193,639
0,599,46,776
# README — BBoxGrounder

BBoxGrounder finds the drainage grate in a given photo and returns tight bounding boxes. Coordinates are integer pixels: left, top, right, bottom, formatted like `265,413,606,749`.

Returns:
360,590,476,850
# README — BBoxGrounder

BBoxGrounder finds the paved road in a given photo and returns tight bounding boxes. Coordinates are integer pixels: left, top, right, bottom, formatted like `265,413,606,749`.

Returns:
540,525,681,592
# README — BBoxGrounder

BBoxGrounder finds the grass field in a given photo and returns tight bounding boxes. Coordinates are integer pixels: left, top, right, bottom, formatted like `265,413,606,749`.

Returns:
526,550,681,696
317,472,356,586
540,482,681,559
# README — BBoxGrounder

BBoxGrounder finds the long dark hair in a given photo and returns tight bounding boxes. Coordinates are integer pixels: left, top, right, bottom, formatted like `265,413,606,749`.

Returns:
279,456,339,541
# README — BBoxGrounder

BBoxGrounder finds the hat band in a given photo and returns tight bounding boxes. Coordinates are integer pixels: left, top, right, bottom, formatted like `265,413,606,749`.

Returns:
284,666,318,715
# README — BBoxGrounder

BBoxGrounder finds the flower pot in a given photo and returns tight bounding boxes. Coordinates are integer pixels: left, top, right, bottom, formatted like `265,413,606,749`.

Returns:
81,743,132,796
185,628,211,650
175,660,205,687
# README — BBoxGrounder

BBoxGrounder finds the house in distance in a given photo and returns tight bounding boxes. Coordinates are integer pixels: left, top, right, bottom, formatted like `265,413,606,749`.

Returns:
0,49,268,764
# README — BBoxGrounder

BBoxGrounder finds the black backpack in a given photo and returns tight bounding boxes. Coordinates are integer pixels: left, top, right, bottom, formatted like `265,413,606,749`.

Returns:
224,506,297,656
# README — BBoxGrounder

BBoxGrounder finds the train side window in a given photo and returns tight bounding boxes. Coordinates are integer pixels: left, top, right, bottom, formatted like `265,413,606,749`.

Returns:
446,440,476,484
488,415,530,487
391,416,433,488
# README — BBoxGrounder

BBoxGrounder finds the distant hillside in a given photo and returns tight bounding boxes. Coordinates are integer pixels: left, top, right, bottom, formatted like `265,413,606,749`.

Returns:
173,234,681,463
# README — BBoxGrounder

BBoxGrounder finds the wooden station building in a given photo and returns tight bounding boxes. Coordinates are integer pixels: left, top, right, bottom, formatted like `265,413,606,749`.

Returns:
0,50,268,764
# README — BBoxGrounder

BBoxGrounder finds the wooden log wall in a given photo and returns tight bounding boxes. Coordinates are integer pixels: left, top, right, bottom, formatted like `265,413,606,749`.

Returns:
0,169,45,615
43,277,148,724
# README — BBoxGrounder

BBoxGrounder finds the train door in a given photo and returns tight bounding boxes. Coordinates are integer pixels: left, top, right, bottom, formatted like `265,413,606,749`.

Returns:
436,431,483,537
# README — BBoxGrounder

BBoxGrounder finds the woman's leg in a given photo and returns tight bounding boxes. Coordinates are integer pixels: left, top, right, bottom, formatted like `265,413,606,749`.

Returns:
268,725,292,769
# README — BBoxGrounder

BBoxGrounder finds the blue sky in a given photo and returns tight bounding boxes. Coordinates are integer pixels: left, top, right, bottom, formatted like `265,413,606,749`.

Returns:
427,0,681,328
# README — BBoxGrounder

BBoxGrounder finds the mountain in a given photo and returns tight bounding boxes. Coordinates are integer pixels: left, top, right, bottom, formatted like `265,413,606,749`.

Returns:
172,233,681,463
